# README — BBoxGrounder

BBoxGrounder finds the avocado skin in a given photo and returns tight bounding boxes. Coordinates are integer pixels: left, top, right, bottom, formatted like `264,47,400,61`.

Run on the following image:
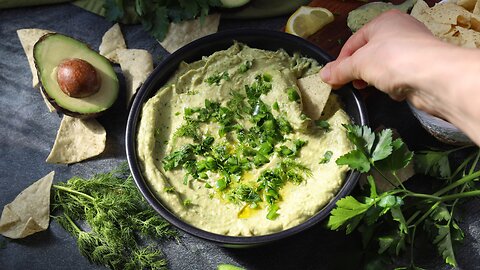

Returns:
33,33,119,119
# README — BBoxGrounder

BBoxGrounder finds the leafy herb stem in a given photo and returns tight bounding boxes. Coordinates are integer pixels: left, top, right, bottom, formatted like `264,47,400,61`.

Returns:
63,214,81,234
392,171,407,190
410,226,417,266
411,201,441,228
439,190,480,201
53,184,95,201
433,170,480,197
450,153,476,180
404,192,441,201
406,210,422,226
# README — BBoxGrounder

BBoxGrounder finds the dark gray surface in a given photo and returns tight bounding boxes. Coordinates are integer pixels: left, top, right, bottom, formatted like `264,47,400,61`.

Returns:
0,3,479,270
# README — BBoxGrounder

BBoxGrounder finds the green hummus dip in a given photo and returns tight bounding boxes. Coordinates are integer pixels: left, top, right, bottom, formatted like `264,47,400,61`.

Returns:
136,43,353,236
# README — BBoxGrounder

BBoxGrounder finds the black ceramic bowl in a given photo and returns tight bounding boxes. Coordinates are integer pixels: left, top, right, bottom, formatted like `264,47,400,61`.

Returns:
126,29,368,247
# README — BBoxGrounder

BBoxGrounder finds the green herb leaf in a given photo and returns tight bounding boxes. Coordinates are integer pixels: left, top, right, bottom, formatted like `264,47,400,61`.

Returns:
272,101,279,111
375,138,413,172
315,120,330,131
266,204,280,220
238,60,253,73
327,196,372,233
104,0,124,22
371,129,393,162
415,150,451,179
319,150,333,164
433,224,458,267
162,145,195,171
205,71,230,85
336,149,371,173
287,88,300,102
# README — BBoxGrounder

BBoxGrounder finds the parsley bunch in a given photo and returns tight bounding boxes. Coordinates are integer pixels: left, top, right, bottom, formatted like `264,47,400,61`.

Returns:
52,163,176,270
104,0,222,41
328,124,480,269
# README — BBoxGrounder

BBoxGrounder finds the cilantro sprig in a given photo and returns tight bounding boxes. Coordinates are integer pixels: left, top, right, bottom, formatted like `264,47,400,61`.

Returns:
104,0,223,41
328,124,480,269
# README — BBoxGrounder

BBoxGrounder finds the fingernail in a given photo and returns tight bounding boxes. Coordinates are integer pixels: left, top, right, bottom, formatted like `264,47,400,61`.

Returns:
320,65,331,82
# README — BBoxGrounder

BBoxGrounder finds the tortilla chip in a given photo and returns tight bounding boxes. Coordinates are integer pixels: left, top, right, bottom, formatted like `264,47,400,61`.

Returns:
428,21,454,36
411,3,453,36
411,0,430,19
160,14,220,53
99,23,127,64
458,0,477,11
474,0,480,15
425,3,471,25
40,89,56,112
17,28,53,88
117,49,153,106
470,14,480,31
0,171,54,239
46,116,106,164
297,72,331,120
17,28,57,112
457,26,480,47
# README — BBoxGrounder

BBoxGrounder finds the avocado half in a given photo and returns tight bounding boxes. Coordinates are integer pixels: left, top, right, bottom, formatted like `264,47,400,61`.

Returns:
34,33,119,118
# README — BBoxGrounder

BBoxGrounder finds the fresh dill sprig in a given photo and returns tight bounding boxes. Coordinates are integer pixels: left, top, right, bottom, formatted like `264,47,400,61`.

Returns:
51,163,176,270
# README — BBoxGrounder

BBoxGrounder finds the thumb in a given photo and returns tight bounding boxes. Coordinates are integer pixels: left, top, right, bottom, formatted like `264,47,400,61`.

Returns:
321,57,358,89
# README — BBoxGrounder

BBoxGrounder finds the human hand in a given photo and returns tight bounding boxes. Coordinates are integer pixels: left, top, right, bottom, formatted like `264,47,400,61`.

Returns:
320,10,439,101
320,9,480,146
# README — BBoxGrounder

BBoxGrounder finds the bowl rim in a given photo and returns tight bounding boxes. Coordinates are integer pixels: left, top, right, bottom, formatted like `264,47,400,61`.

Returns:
126,29,368,246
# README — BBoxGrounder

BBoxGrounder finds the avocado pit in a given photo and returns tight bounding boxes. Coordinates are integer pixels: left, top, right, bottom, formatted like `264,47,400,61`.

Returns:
56,58,101,98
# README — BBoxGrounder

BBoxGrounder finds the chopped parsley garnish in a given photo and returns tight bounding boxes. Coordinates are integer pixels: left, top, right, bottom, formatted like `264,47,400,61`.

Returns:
272,101,279,111
238,60,253,73
266,204,280,220
174,120,200,141
319,150,333,164
183,199,192,207
315,120,331,131
228,184,261,205
164,186,176,193
162,145,195,171
205,71,230,85
162,73,313,220
287,87,300,102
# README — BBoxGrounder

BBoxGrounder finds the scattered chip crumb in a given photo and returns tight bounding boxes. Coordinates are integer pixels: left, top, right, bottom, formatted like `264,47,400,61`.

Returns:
0,171,54,239
46,116,106,164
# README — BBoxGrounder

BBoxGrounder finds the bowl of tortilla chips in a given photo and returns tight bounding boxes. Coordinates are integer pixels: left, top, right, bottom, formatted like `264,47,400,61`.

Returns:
126,29,368,246
408,0,478,145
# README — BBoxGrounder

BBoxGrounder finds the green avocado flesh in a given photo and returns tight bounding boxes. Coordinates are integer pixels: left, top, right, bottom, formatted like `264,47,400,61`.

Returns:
34,33,119,116
220,0,250,8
